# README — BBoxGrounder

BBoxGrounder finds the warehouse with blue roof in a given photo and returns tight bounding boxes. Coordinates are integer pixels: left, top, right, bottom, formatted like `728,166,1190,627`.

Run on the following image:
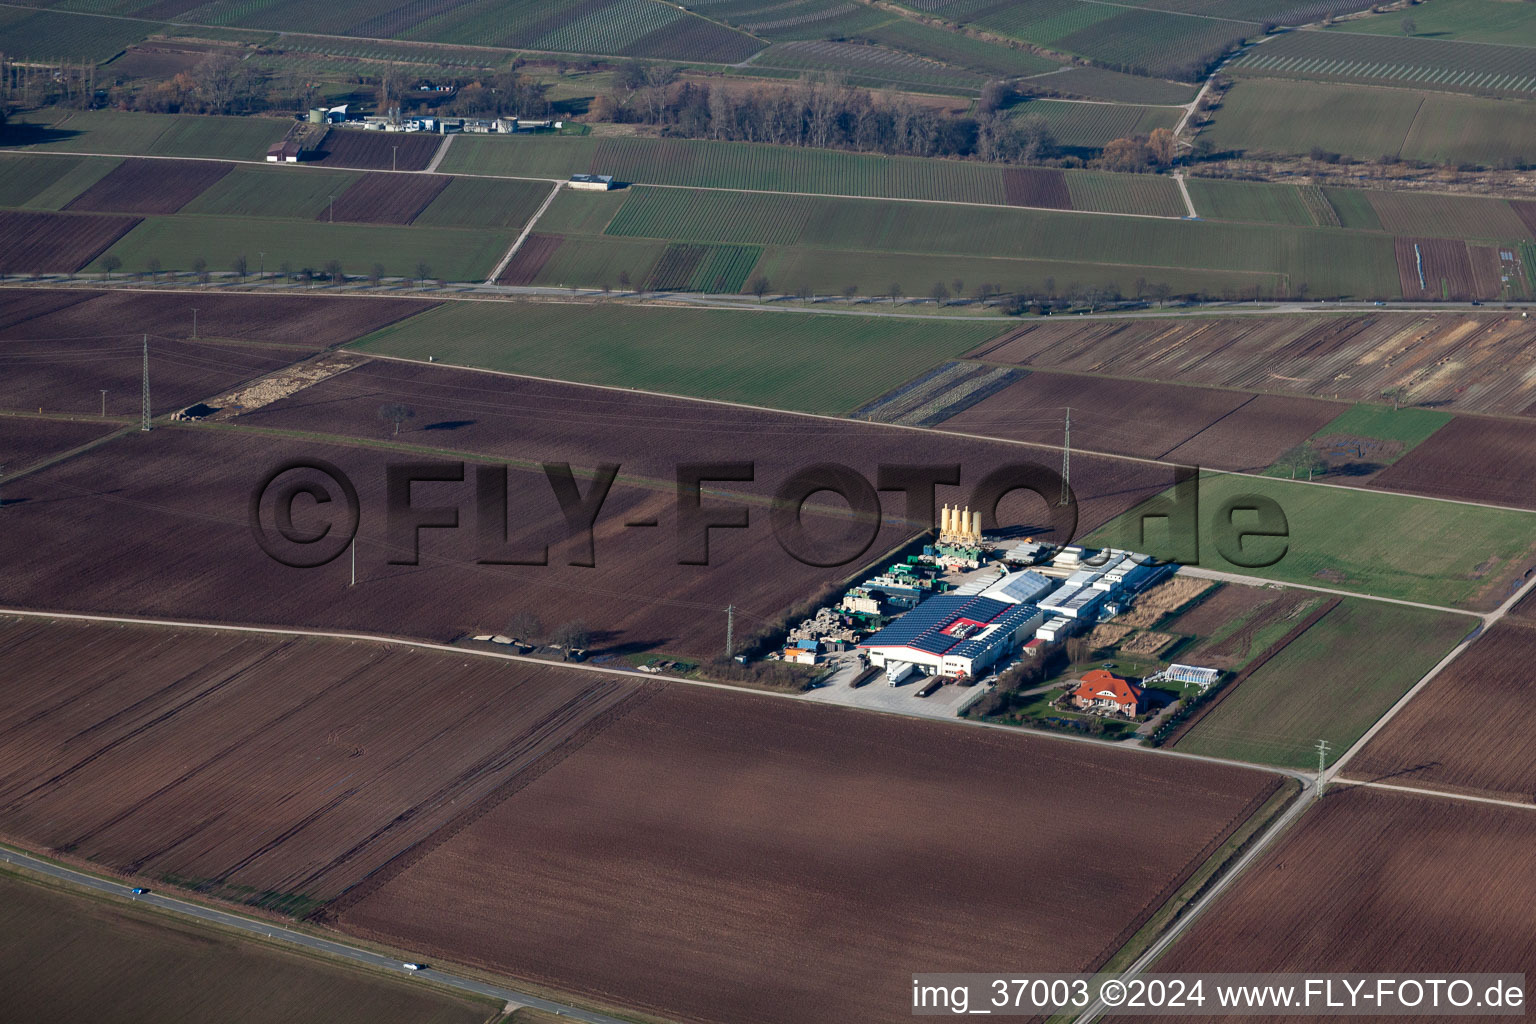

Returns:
858,593,1045,681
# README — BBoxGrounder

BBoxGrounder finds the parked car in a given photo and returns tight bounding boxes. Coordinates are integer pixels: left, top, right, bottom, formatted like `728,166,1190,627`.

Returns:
130,887,148,895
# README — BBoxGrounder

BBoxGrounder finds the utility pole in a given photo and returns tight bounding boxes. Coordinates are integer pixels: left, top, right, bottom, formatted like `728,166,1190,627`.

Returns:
1059,406,1071,506
1315,739,1331,798
725,604,734,659
392,145,398,173
258,251,265,279
99,389,107,417
140,336,150,431
329,194,335,222
191,308,197,339
350,537,356,587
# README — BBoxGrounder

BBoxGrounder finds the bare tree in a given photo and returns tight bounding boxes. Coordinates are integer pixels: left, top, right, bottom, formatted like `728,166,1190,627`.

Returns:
887,281,903,304
100,254,120,280
506,610,543,645
1274,445,1319,480
378,403,415,436
930,281,950,306
324,259,344,286
1401,15,1416,34
146,256,161,282
192,256,209,284
549,620,590,656
750,275,771,302
618,269,631,292
232,254,247,283
952,278,964,299
369,263,385,287
415,261,431,288
842,283,859,303
279,260,292,283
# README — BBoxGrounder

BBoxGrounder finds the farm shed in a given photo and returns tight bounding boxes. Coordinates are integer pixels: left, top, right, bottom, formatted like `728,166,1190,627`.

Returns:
568,173,615,191
265,141,303,163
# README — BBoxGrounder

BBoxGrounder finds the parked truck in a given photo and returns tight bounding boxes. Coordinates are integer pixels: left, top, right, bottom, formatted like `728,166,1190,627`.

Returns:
886,661,917,686
915,677,944,698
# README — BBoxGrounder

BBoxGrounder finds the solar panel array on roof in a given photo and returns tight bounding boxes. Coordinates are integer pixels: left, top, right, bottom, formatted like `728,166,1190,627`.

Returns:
949,603,1041,660
861,595,1013,656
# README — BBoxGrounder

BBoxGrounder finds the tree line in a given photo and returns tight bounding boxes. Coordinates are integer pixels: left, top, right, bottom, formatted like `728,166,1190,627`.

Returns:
595,69,1059,164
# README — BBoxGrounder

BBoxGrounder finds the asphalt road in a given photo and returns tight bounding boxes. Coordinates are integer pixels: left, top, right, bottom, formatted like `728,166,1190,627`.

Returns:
0,846,632,1024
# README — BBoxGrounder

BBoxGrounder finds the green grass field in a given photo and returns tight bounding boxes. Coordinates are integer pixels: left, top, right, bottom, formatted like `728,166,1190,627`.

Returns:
530,234,669,289
413,176,552,229
601,185,1400,298
0,7,160,62
1324,0,1536,46
0,871,496,1024
1186,179,1316,226
1010,99,1182,151
1086,471,1536,609
1175,598,1473,768
746,246,1278,300
1322,187,1383,230
0,153,120,210
91,216,513,281
1203,79,1536,168
351,301,1007,412
443,133,1193,213
179,164,362,219
535,188,629,233
13,109,289,160
1307,403,1453,450
1230,28,1536,99
1063,171,1187,217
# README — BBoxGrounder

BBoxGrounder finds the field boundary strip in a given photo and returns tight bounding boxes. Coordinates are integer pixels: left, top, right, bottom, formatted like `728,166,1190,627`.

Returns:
1327,777,1536,813
485,181,566,285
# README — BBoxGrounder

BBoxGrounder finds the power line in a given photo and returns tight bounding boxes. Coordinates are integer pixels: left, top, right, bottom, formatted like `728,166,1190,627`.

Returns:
1059,405,1071,506
725,604,734,659
1316,739,1331,798
140,335,150,432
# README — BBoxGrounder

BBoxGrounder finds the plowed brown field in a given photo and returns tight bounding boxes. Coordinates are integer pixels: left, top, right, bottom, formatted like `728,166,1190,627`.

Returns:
940,370,1250,461
1160,393,1344,471
1370,413,1536,509
63,158,231,215
1395,237,1478,301
324,173,449,224
1132,786,1536,1022
338,683,1283,1024
0,211,140,273
0,616,643,908
1343,621,1536,802
967,315,1536,416
1003,167,1071,208
0,289,435,416
0,366,1176,655
496,233,562,285
315,131,441,171
0,416,120,473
